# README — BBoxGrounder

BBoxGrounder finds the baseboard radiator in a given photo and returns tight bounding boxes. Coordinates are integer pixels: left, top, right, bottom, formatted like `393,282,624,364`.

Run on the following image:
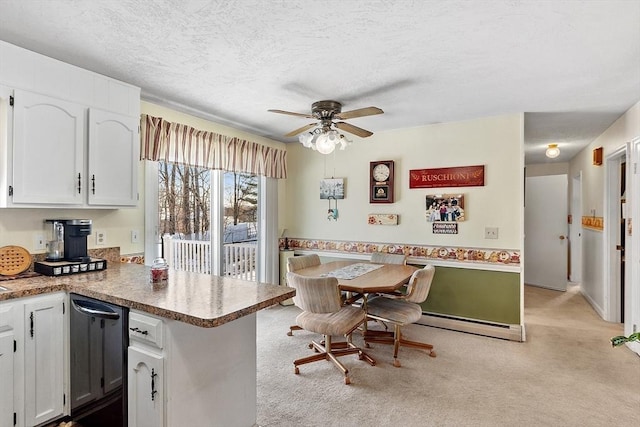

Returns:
417,312,524,342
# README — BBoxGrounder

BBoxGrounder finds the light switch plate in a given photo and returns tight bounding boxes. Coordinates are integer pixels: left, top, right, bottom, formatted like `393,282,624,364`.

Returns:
34,234,46,250
131,230,139,243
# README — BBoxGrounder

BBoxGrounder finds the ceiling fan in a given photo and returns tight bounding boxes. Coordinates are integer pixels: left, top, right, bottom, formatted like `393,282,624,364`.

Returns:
268,100,383,138
268,100,384,154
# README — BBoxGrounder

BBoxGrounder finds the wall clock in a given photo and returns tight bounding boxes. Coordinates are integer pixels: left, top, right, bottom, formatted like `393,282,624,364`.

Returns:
370,160,394,203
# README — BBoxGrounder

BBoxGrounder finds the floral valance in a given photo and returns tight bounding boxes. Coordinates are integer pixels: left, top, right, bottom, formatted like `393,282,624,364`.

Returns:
140,114,287,179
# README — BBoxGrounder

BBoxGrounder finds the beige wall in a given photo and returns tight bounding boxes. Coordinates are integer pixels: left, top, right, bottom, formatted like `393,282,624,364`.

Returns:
569,100,640,217
284,113,524,250
525,162,569,177
567,100,640,318
0,204,145,256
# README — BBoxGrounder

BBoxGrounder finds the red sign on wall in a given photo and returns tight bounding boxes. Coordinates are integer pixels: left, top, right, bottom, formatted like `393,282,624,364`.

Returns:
409,165,485,188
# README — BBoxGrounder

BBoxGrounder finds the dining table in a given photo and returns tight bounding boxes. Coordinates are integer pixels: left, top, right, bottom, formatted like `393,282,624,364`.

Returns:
294,260,419,364
294,260,418,295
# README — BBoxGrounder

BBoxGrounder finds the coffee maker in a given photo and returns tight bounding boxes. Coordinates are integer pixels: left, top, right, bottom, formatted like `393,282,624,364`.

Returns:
45,219,92,263
37,219,106,276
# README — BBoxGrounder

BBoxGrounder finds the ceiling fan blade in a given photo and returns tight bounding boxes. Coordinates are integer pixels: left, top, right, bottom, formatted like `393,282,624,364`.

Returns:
268,109,314,119
335,106,383,120
285,123,317,137
335,121,373,138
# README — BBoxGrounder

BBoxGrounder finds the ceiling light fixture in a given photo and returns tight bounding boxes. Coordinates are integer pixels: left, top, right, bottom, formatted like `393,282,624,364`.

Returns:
298,127,351,154
545,143,560,159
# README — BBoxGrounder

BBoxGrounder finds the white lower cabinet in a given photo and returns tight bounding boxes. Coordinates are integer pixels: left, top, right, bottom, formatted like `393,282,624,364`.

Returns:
127,310,258,427
128,346,164,427
23,293,66,426
0,327,15,427
0,293,68,427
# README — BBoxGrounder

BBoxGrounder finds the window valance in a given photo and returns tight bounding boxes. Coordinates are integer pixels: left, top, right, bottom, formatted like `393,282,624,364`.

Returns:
140,114,287,179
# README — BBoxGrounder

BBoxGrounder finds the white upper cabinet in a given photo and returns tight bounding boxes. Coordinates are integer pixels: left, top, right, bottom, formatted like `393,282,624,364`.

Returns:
0,40,140,208
88,108,139,206
12,89,85,205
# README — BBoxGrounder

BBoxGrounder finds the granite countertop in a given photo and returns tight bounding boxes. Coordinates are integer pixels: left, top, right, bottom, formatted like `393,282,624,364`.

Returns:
0,263,296,328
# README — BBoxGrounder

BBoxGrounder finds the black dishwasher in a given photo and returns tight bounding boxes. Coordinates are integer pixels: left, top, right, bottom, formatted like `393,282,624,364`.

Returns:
70,293,128,426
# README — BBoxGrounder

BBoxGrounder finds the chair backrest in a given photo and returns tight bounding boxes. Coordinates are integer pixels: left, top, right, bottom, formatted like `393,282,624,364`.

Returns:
287,254,321,272
370,252,406,265
404,264,435,303
286,272,342,314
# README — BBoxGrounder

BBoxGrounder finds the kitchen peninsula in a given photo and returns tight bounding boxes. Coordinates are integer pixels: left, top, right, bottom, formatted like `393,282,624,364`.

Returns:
0,263,295,427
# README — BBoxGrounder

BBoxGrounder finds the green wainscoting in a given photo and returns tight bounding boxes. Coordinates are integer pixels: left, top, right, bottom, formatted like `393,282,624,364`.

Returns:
419,266,521,324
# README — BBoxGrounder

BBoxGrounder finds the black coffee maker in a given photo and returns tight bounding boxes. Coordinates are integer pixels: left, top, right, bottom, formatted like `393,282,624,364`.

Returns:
45,219,92,263
63,219,92,262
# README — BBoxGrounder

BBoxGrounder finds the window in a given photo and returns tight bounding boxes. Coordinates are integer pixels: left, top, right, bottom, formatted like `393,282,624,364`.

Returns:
150,162,259,280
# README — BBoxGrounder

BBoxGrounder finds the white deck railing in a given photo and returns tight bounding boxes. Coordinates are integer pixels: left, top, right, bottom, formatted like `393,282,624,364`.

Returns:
223,242,257,281
163,235,256,280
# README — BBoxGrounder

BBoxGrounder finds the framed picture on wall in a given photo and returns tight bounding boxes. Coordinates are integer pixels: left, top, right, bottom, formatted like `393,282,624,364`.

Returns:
426,194,466,222
320,178,345,199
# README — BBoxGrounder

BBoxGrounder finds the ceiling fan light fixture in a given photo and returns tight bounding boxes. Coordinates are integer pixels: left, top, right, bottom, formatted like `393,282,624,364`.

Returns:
315,132,336,154
338,134,351,150
298,132,313,148
546,143,560,158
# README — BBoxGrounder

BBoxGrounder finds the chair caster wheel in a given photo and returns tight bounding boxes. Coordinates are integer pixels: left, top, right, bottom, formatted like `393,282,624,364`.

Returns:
429,351,437,358
287,331,293,336
344,376,351,385
308,343,313,349
294,367,299,374
393,359,401,368
365,342,371,348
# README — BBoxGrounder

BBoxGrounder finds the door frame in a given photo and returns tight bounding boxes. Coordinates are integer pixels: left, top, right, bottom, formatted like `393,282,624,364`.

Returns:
570,171,583,282
627,137,639,354
604,145,626,322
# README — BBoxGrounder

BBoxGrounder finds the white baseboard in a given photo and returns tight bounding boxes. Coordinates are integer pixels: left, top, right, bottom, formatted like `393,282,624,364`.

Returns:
417,312,524,342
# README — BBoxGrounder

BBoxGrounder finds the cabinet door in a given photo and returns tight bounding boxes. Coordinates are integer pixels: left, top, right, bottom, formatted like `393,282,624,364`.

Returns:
0,332,14,427
128,346,164,427
23,294,65,427
12,89,85,205
88,108,139,206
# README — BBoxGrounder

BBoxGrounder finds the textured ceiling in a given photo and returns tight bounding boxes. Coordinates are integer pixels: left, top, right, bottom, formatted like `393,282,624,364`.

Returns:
0,0,639,164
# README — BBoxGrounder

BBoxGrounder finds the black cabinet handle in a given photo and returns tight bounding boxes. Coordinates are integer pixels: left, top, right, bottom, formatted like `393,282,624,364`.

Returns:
77,173,82,194
129,327,149,335
30,312,34,338
91,174,95,194
151,368,157,401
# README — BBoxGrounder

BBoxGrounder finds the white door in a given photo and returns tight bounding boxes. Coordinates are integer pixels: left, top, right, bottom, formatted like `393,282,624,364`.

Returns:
88,108,139,206
12,89,85,205
525,174,568,291
128,346,164,427
24,294,65,427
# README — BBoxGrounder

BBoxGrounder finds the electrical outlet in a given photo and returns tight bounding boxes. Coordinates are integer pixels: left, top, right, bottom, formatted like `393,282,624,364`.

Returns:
131,230,139,243
95,230,107,246
485,227,499,239
34,234,46,250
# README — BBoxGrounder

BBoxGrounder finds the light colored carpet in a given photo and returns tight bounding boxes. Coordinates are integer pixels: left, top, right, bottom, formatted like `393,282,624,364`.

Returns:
256,284,639,426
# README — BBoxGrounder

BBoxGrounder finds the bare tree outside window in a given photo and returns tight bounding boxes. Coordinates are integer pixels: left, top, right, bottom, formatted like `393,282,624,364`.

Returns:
158,162,210,240
224,172,258,243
